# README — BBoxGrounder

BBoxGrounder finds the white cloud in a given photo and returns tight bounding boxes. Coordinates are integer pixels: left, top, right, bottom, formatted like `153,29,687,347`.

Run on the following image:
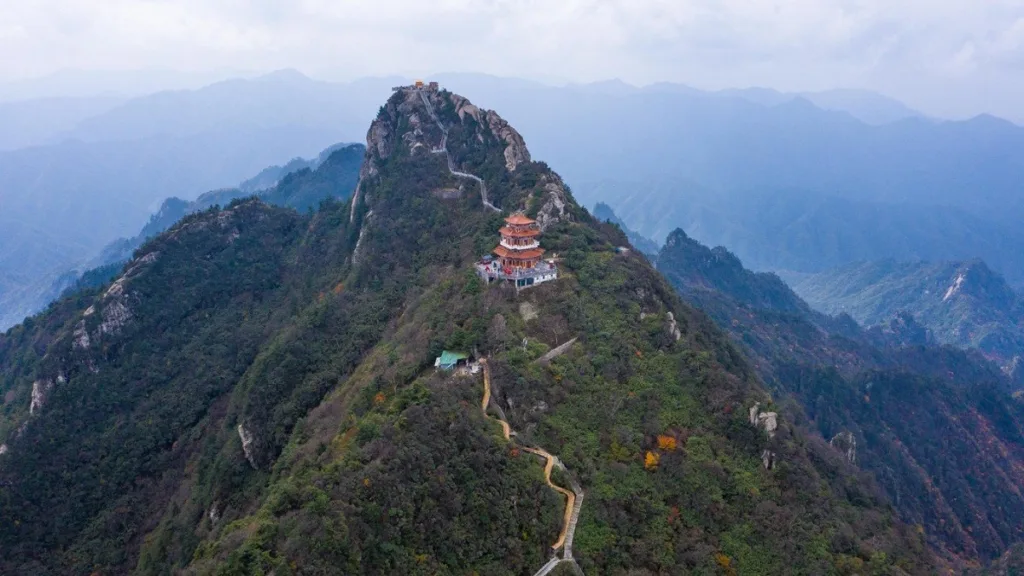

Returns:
1,0,1022,118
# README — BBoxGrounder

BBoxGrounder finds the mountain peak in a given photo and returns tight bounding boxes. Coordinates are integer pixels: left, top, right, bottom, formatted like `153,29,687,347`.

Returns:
350,83,578,232
373,84,532,171
253,68,313,84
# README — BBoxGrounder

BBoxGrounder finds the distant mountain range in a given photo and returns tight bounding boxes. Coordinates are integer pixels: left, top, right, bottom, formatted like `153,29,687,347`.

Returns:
0,96,125,151
0,68,255,103
718,87,927,125
420,75,1024,289
0,141,363,330
0,71,395,330
786,259,1024,377
591,202,660,255
6,69,1024,328
592,185,1024,286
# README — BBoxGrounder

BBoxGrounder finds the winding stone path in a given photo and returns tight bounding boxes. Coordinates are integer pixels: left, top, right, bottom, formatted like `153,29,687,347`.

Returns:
417,89,500,212
480,359,585,575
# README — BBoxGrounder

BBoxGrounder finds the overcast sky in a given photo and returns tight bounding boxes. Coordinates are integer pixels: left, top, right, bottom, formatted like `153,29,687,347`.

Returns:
2,0,1023,120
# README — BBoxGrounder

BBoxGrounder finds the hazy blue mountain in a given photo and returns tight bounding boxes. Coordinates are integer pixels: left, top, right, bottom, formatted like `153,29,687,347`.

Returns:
0,96,125,150
0,70,390,332
788,259,1024,369
718,87,926,124
13,143,363,331
62,70,398,144
431,77,1024,225
0,68,254,102
586,183,1024,286
6,71,1024,335
0,127,345,330
801,88,927,125
591,202,660,255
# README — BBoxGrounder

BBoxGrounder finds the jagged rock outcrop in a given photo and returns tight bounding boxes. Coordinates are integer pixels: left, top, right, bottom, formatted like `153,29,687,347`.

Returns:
535,175,572,231
72,251,159,350
448,93,530,172
749,402,778,439
830,431,857,464
352,210,374,265
0,444,8,456
749,404,779,469
665,312,682,342
237,424,258,469
29,374,66,415
352,85,566,230
30,378,54,415
208,502,221,524
73,315,92,350
1004,355,1022,387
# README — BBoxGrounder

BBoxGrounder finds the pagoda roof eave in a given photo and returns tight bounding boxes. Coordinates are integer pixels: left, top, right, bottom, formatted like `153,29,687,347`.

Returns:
493,246,546,259
499,227,541,238
504,214,537,225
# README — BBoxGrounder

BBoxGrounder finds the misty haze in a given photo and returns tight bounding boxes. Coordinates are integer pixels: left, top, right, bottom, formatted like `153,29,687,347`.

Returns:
1,2,1023,574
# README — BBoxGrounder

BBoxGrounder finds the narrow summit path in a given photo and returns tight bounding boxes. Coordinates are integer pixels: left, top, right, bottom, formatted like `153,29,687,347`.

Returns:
417,89,500,212
479,359,585,575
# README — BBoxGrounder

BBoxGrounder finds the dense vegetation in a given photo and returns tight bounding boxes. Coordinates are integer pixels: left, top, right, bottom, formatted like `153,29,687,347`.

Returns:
788,258,1024,374
655,227,1024,566
0,88,937,574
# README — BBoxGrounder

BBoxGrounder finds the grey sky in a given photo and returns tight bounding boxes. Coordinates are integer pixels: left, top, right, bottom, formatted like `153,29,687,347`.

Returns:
2,0,1023,120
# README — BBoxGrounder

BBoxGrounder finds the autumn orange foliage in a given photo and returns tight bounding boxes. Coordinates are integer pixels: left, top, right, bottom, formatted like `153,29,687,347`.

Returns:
716,553,736,576
644,451,660,470
373,392,386,405
657,435,677,451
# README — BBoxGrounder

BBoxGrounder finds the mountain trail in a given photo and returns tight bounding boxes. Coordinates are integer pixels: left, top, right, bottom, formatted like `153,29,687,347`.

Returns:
480,359,585,574
417,89,500,212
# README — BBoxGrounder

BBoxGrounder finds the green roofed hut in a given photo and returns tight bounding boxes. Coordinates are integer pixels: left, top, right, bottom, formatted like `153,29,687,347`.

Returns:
435,350,470,371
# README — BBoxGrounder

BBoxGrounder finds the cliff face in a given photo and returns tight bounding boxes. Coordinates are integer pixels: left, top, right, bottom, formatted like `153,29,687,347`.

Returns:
0,86,937,575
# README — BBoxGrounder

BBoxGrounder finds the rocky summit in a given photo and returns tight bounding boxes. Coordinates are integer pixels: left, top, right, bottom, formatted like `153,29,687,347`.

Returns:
0,85,937,575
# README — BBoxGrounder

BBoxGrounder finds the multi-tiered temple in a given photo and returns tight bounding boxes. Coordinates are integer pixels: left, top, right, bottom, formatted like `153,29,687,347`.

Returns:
476,214,558,289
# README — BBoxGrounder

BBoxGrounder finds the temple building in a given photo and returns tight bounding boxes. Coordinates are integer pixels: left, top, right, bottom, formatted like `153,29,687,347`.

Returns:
476,213,558,289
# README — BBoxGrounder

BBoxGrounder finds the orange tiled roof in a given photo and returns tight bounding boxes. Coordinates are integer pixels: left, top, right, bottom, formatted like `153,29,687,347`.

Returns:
499,226,540,238
504,213,536,225
493,246,545,259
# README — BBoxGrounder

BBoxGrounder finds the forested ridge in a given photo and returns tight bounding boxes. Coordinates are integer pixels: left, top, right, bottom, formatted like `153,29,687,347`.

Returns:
787,258,1024,373
654,227,1024,567
1,87,936,574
